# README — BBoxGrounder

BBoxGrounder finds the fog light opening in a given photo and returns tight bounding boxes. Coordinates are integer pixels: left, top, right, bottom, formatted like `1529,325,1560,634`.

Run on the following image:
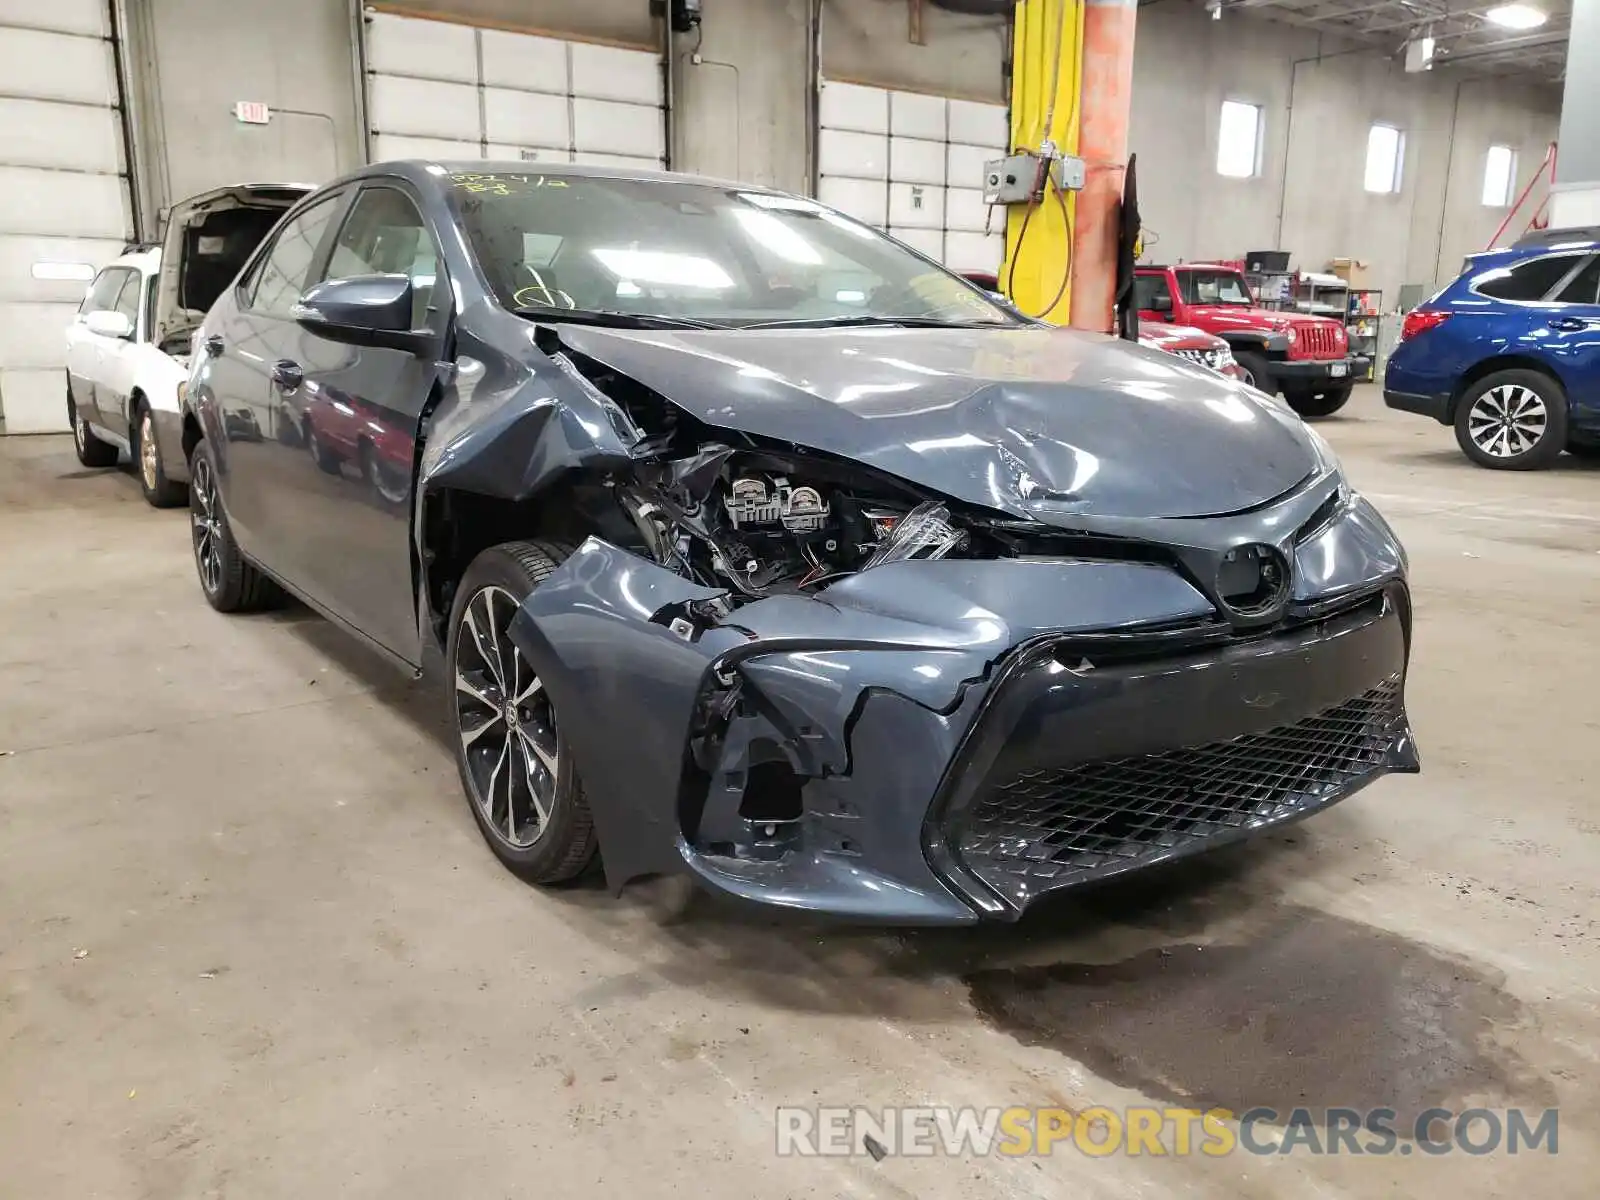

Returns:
738,757,806,825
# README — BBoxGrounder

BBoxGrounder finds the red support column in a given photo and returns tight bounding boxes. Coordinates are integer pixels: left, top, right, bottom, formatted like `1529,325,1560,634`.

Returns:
1068,0,1137,333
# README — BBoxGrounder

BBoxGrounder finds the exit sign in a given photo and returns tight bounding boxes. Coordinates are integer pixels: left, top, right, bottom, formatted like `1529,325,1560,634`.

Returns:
233,101,271,125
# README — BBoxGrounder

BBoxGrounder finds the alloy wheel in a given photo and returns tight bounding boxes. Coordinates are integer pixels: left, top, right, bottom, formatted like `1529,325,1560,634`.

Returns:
1467,384,1547,459
140,411,159,489
453,585,559,849
190,454,223,594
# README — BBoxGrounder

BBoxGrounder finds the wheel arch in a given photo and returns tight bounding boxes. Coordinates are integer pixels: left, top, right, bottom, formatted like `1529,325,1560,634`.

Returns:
1448,355,1569,422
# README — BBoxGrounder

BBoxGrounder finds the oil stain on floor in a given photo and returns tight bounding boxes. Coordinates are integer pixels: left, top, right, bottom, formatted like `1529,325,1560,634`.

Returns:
964,906,1556,1131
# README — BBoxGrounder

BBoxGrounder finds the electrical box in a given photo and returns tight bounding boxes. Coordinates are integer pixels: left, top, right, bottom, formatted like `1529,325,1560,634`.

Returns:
982,152,1086,204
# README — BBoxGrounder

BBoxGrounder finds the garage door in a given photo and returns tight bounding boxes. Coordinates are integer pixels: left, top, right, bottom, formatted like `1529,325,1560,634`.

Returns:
362,10,665,171
0,0,133,435
817,80,1007,275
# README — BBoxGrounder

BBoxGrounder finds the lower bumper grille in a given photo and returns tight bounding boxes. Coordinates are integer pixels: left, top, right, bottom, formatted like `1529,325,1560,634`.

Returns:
954,676,1403,900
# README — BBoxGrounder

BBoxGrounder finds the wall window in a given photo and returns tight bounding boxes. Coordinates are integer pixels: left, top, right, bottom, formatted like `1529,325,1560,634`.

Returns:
1216,101,1263,178
1364,124,1405,194
1483,145,1518,207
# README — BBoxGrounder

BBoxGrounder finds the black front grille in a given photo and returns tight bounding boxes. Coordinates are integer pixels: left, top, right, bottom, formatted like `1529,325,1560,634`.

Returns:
953,677,1402,901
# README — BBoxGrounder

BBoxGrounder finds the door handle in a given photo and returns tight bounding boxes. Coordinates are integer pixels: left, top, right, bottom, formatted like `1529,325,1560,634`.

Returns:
271,360,304,393
205,334,225,356
1551,316,1591,331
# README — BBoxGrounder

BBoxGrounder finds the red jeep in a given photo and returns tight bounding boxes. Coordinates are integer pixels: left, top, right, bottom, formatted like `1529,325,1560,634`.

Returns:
1134,264,1365,417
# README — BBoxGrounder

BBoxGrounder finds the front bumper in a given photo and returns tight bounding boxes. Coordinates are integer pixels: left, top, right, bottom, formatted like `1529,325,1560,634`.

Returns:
1384,388,1451,423
505,494,1415,924
1274,356,1368,384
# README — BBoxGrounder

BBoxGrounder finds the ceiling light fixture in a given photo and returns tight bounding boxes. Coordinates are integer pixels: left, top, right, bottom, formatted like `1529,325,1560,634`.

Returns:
1484,4,1549,30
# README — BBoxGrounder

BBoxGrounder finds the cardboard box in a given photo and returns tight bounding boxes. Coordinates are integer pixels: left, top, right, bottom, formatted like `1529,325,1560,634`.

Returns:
1328,257,1373,290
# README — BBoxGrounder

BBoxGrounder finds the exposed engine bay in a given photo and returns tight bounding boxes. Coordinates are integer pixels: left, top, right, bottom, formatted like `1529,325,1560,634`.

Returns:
620,448,970,603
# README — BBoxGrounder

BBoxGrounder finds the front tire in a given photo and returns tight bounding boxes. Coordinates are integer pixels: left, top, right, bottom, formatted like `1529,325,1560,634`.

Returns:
1234,351,1275,397
134,403,187,508
1284,383,1353,418
446,540,597,884
1453,369,1568,470
307,425,343,475
188,439,284,612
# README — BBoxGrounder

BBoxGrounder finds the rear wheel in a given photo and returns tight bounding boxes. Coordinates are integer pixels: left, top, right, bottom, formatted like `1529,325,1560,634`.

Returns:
446,540,596,884
1453,369,1567,470
189,439,284,612
1234,351,1275,397
1284,383,1353,418
133,403,187,508
69,388,118,468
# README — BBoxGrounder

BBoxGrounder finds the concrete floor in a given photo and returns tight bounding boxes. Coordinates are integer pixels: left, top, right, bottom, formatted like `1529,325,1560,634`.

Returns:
3,391,1598,1198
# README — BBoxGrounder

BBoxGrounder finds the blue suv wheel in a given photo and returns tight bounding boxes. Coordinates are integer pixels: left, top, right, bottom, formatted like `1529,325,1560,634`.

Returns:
1453,368,1569,470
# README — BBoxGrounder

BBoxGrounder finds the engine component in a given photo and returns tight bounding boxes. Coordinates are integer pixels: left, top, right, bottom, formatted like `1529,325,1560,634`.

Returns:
863,502,966,568
725,474,832,534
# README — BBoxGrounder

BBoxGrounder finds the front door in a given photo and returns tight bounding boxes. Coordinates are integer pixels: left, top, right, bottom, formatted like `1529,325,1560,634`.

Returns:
96,270,145,439
67,266,134,426
264,183,447,663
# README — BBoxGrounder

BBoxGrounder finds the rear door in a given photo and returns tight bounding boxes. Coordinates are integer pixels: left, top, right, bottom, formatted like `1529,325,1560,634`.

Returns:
200,190,347,561
257,182,447,661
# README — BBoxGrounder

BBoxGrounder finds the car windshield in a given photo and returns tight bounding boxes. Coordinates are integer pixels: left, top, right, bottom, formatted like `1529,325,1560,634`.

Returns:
1177,270,1255,306
444,170,1017,328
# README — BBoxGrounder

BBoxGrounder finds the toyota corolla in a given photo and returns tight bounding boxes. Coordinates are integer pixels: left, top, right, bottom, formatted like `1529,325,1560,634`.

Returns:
181,161,1418,923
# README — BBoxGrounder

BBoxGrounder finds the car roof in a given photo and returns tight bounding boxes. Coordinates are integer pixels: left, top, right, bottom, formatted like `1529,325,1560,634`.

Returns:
332,158,788,198
107,245,160,273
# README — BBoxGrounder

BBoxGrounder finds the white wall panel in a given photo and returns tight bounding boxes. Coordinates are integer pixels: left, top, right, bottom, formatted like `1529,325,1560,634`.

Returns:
571,43,660,106
0,5,132,434
948,99,1008,148
819,176,887,226
889,137,944,185
0,98,123,173
483,88,569,151
573,98,661,159
888,182,944,229
0,167,127,239
945,230,1004,273
365,12,476,83
945,142,996,194
890,227,944,260
0,24,117,105
571,151,663,170
890,92,946,140
372,133,482,162
945,187,992,232
819,82,888,134
486,143,570,163
0,302,77,369
479,29,568,91
368,75,479,141
0,0,108,36
819,130,887,180
0,235,121,303
0,369,66,433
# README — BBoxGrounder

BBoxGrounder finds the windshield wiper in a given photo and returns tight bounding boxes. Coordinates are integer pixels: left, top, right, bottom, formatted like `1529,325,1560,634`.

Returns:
511,305,730,330
740,314,1008,330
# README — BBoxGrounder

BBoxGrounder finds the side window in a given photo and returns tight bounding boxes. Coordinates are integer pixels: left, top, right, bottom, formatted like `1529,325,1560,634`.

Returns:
144,274,159,343
1473,253,1586,302
112,272,141,330
1134,274,1172,310
81,268,128,314
249,195,342,317
324,186,442,330
1553,256,1600,306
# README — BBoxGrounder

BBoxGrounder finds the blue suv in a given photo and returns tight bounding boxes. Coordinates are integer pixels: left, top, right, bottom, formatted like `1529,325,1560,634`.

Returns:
1385,228,1600,469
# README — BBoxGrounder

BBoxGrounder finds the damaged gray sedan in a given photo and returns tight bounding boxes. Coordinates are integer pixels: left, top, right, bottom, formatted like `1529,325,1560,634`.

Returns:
182,161,1418,923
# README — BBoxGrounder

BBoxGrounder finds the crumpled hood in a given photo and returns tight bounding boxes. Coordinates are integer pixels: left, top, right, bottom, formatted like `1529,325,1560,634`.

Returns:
552,324,1321,521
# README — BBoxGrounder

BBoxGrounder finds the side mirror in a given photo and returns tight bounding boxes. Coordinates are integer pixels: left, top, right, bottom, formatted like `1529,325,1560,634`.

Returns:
1150,295,1174,314
85,310,134,339
291,274,432,355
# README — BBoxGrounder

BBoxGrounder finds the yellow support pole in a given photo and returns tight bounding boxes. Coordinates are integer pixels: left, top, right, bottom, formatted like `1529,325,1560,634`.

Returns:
1001,0,1083,326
